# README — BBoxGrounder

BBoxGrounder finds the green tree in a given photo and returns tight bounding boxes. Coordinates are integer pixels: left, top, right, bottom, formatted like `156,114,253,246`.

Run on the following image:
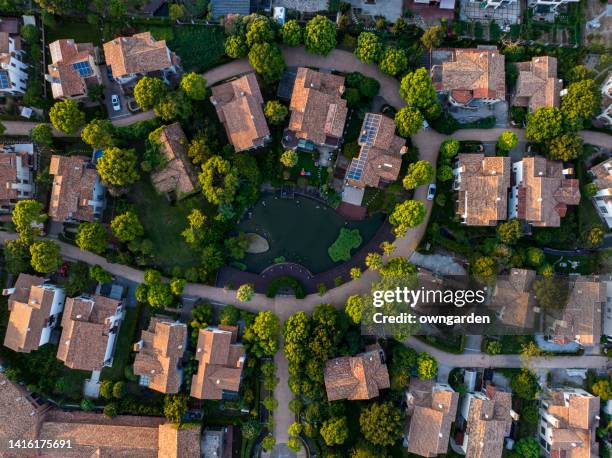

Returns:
4,239,31,275
81,119,114,148
103,402,117,418
100,380,114,399
264,100,288,125
440,138,459,160
399,68,439,114
359,403,402,447
497,130,518,152
584,225,604,247
512,438,540,458
190,303,213,331
365,252,383,270
486,340,502,355
225,35,248,58
345,295,365,324
533,276,569,310
511,369,539,400
380,241,396,256
417,352,437,379
380,258,417,277
525,107,563,143
379,47,408,76
169,3,186,21
471,256,497,282
163,394,187,424
187,135,215,166
20,24,39,44
30,123,53,146
237,283,255,302
246,16,274,47
592,379,612,401
355,32,383,64
561,79,601,129
76,221,108,254
305,15,337,55
112,381,126,399
219,304,240,326
403,160,433,189
148,282,174,309
288,421,302,437
80,398,94,411
97,147,139,187
262,435,276,452
350,267,362,280
180,72,208,100
320,417,349,446
245,311,280,357
420,25,444,50
395,106,423,137
248,42,285,82
154,93,192,121
390,345,417,390
144,269,161,285
437,164,453,182
90,264,113,283
584,182,598,198
548,133,582,161
111,211,144,243
49,99,85,134
134,76,167,110
242,419,261,440
526,247,544,266
281,19,302,46
497,219,521,244
199,156,239,205
389,200,426,236
12,199,46,243
280,149,298,168
170,278,186,296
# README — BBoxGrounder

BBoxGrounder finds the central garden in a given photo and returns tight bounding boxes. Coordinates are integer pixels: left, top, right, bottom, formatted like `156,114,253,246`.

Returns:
237,194,384,274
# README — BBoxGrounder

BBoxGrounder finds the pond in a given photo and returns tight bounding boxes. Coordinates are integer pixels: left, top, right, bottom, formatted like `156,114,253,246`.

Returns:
237,194,385,274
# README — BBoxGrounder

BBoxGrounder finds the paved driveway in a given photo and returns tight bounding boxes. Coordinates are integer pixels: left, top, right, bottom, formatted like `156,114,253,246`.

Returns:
99,64,131,120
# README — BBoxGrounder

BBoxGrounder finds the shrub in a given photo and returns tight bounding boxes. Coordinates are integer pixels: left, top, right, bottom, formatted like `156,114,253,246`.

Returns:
266,276,306,299
328,228,362,262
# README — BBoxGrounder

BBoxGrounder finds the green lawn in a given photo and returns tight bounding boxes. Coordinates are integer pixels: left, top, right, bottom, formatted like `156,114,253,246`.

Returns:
101,304,141,382
289,152,329,186
46,19,103,45
128,180,205,270
168,26,226,72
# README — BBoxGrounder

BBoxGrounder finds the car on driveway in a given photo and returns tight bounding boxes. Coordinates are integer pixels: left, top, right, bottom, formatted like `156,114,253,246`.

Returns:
111,94,121,112
427,183,436,200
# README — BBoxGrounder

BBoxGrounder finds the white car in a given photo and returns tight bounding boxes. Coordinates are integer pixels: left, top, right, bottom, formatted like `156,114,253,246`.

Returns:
111,94,121,112
427,183,436,200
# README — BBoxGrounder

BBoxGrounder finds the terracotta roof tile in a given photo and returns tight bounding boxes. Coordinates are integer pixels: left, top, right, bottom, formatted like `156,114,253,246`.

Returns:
47,39,100,99
103,32,178,79
0,143,34,205
48,155,100,223
324,343,390,401
150,123,199,196
465,388,514,458
56,295,122,371
491,269,537,328
3,273,64,353
158,423,201,458
133,316,187,394
439,47,506,103
455,154,511,226
190,327,245,400
210,73,270,152
287,67,348,147
513,56,561,112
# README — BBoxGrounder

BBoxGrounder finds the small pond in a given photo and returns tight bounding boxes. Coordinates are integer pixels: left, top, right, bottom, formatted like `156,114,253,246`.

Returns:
237,194,385,274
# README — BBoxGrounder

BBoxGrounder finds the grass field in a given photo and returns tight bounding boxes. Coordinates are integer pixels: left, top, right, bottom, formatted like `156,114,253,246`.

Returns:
128,180,205,270
168,26,226,72
46,19,103,45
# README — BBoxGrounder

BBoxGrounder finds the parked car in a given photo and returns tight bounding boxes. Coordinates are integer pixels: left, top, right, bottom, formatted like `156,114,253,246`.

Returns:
427,183,436,200
111,95,121,112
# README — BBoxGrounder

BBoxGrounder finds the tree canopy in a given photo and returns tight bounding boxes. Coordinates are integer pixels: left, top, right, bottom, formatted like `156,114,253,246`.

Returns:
399,68,439,116
395,106,423,137
248,42,285,82
97,147,140,187
305,15,337,55
379,47,408,76
49,99,85,134
525,107,563,143
355,32,383,64
111,211,144,243
82,119,114,148
420,25,444,50
30,123,53,146
403,160,433,189
199,156,239,205
281,20,302,46
30,240,62,273
12,199,46,243
264,100,288,125
320,417,349,446
416,352,438,379
389,200,426,236
180,72,208,100
225,35,248,58
548,133,582,161
245,16,275,47
359,403,403,447
244,311,280,357
134,76,167,110
75,221,108,254
497,130,518,152
561,79,601,129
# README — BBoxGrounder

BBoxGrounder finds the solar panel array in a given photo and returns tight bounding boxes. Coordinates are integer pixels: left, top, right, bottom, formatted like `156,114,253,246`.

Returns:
72,61,93,77
346,114,381,181
0,71,9,89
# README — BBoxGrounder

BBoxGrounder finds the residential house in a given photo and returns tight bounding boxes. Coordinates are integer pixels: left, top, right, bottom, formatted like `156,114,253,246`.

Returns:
3,273,66,353
46,39,101,101
457,384,518,458
588,158,612,228
133,316,187,394
431,46,505,107
348,0,403,21
476,0,517,9
284,67,348,151
150,123,199,198
203,427,234,458
0,142,35,215
546,276,604,347
56,295,124,371
103,32,181,85
210,0,251,20
344,112,407,200
158,423,201,458
404,380,459,457
0,373,49,447
510,156,580,227
528,0,579,12
595,74,611,127
190,326,246,400
538,388,600,456
513,56,562,112
210,73,270,152
453,154,511,226
0,17,28,96
490,268,538,329
48,155,106,223
324,343,390,401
